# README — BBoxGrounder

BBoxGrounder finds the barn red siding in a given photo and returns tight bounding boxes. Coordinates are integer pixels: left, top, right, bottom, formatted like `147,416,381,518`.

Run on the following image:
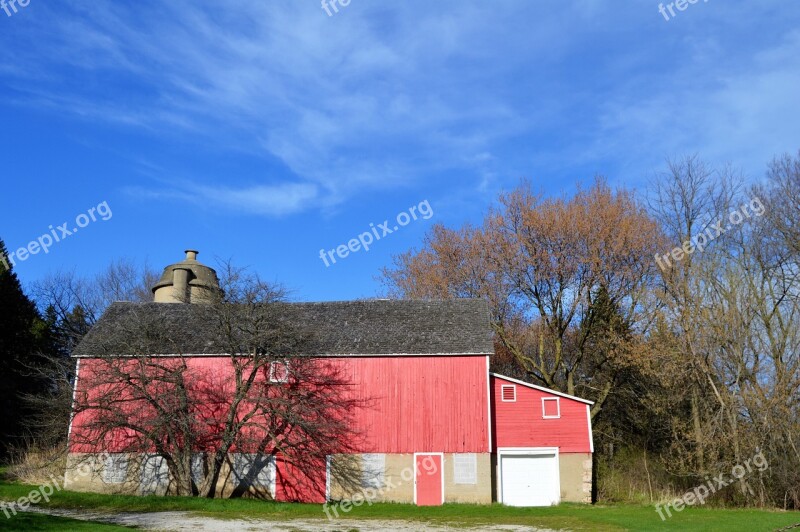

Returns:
341,355,490,453
70,355,490,455
275,455,326,503
491,375,591,453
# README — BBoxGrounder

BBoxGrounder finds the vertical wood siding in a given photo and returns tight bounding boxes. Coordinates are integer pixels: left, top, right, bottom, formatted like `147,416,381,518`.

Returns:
70,355,490,454
275,455,326,503
490,375,592,453
342,356,490,453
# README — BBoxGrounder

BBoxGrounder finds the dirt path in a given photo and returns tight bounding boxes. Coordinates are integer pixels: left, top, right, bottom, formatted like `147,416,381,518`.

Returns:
25,507,559,531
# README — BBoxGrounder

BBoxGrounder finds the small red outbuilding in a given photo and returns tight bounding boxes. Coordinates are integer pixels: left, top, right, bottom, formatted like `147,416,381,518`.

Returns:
490,373,594,506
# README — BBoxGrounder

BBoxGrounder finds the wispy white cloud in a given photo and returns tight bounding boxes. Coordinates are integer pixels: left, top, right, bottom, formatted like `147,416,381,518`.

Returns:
1,0,799,217
584,29,800,182
0,2,584,213
125,181,318,217
194,183,319,217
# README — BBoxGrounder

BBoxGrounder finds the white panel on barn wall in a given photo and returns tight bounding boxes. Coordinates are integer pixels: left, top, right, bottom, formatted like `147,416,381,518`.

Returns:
140,454,169,496
191,454,205,485
453,453,477,484
103,454,128,484
361,453,386,488
232,454,276,490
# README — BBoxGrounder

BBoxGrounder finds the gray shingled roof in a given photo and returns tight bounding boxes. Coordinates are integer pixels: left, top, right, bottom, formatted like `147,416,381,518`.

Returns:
72,299,494,358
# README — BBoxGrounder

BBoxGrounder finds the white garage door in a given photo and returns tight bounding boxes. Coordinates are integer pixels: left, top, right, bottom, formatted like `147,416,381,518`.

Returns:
501,453,560,506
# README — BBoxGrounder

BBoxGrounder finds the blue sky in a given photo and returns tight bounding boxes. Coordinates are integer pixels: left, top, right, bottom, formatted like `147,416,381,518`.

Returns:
1,0,799,301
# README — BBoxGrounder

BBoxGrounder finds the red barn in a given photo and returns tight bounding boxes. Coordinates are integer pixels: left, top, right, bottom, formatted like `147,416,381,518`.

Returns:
64,250,593,506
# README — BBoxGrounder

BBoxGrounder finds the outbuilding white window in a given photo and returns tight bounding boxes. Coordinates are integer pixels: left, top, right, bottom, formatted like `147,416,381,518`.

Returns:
453,453,477,484
104,454,128,484
542,397,560,419
501,385,516,402
361,453,386,489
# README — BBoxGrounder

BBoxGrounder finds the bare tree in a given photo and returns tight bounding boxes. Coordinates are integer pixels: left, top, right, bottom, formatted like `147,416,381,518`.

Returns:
747,151,800,507
30,258,158,351
69,264,364,499
647,155,743,474
11,259,158,464
648,154,800,508
383,178,664,419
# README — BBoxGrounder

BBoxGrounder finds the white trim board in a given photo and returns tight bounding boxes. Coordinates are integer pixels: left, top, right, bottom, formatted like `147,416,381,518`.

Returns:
64,358,81,488
66,358,81,443
486,355,493,453
325,456,332,502
74,351,494,359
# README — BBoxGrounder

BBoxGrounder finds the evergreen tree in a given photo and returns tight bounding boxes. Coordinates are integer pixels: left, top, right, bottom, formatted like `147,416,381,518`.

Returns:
0,238,52,461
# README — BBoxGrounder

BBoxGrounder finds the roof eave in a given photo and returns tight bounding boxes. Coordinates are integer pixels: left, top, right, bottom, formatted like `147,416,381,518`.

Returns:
490,372,595,405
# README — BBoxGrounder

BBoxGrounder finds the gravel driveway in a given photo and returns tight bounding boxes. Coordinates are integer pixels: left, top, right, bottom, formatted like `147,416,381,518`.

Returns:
26,507,560,531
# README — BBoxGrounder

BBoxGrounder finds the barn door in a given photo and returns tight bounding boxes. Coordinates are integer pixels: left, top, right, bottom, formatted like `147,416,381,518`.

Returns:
500,451,559,506
414,453,443,506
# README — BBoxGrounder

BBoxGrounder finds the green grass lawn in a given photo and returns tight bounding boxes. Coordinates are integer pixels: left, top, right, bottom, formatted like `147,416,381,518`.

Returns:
1,476,799,531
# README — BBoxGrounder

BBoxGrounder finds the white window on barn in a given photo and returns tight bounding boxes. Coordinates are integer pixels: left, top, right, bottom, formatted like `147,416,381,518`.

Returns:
501,384,516,402
453,453,477,484
269,360,290,383
104,454,128,484
361,453,385,489
232,454,276,491
542,397,561,419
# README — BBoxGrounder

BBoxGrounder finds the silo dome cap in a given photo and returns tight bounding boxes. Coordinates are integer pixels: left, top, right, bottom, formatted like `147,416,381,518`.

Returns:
151,250,221,293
